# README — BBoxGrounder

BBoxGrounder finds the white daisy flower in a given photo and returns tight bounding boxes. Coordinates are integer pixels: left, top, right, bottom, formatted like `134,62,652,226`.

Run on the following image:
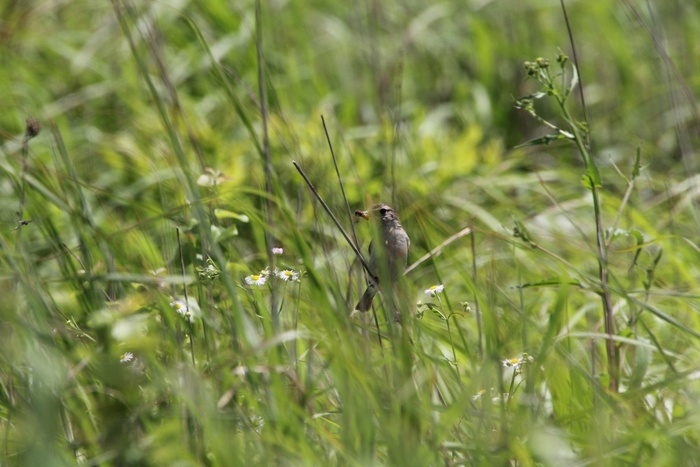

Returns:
245,274,267,286
170,300,188,316
271,247,284,255
424,284,445,296
170,297,200,323
120,352,134,363
276,269,299,282
502,353,534,371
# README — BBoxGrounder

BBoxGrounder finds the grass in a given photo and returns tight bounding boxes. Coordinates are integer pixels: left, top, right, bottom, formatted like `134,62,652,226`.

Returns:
2,0,700,465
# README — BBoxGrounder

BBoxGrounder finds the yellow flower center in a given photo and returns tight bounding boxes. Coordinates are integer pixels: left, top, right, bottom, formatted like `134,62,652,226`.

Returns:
252,275,260,280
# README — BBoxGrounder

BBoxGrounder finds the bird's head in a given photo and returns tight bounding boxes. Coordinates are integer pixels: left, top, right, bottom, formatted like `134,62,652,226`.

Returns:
355,203,397,223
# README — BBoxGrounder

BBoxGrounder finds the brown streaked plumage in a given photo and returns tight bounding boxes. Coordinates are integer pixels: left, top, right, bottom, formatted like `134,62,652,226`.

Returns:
354,203,410,313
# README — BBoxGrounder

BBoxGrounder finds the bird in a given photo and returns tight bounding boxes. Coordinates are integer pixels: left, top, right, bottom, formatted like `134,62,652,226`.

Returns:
353,203,410,314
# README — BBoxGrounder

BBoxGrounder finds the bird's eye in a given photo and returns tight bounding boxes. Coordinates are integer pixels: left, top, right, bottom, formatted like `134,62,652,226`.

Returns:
379,208,387,215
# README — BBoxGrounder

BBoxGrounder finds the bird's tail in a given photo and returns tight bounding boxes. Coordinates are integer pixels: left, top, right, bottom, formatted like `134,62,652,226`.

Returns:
353,283,377,314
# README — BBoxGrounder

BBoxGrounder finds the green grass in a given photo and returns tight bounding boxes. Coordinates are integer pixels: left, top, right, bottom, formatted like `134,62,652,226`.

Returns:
2,0,700,465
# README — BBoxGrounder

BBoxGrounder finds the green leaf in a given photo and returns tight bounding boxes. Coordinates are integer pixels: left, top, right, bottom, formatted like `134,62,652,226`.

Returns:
513,134,568,149
629,229,645,269
643,248,663,290
517,278,585,289
589,163,602,187
211,224,239,243
569,64,579,95
558,129,575,139
632,146,641,178
582,173,594,189
606,228,627,242
628,340,651,389
536,277,569,361
214,209,250,223
513,219,536,246
582,165,602,189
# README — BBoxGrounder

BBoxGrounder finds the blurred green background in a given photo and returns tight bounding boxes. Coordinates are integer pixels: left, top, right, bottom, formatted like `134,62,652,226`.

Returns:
2,0,700,465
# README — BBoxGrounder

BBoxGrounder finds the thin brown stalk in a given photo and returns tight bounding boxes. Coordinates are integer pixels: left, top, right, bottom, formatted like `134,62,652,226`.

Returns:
292,161,373,278
321,116,360,250
321,116,382,346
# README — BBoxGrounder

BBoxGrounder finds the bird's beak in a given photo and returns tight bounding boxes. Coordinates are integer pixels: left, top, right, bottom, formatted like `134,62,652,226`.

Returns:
354,209,369,220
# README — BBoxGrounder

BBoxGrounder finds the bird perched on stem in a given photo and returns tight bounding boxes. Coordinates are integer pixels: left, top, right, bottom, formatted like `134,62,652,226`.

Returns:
353,203,410,314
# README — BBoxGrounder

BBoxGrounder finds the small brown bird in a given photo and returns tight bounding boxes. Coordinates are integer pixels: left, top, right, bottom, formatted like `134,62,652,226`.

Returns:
353,203,410,313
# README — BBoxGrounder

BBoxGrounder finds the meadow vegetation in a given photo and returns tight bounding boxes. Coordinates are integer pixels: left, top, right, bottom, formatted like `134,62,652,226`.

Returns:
2,0,700,465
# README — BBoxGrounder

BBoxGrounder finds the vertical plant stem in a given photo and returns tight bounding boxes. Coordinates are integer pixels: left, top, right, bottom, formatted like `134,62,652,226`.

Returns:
592,188,618,392
15,120,37,249
446,317,457,365
560,103,617,392
390,58,404,208
558,0,616,391
176,227,201,459
177,228,196,366
256,0,278,334
292,279,303,375
470,227,483,360
559,0,590,147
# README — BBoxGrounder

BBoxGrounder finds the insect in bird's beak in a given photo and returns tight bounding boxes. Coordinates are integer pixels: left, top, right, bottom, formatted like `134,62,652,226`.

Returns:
354,209,369,220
